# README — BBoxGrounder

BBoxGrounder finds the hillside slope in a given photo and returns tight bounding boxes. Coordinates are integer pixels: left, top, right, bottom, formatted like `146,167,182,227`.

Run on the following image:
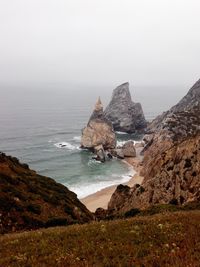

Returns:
0,152,93,234
1,210,200,267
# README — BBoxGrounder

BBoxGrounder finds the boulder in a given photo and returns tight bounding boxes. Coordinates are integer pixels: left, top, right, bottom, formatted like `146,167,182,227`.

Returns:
112,148,125,159
110,141,136,158
104,82,147,133
94,208,108,220
108,184,131,211
94,145,106,162
81,97,116,150
134,142,145,149
122,141,136,157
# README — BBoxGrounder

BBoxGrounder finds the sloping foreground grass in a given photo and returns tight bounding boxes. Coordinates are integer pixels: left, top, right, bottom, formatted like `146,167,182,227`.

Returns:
1,210,200,267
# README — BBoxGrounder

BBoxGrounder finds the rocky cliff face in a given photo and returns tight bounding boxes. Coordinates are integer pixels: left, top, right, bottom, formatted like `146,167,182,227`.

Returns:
108,79,200,215
81,97,116,150
147,78,200,134
104,82,147,133
0,152,93,234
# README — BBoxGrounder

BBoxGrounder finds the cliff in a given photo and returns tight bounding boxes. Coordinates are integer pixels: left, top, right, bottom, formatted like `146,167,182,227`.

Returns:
0,152,93,234
108,79,200,214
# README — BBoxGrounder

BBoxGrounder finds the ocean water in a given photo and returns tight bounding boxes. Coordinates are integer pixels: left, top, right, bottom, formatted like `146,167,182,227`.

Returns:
0,84,186,198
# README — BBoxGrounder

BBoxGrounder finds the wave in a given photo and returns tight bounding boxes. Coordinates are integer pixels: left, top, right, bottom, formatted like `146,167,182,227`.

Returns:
87,159,102,166
72,136,81,142
54,142,80,151
116,131,128,135
67,167,135,199
117,139,142,147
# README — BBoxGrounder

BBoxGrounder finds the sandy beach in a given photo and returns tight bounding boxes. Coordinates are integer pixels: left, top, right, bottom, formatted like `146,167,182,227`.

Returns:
81,149,144,212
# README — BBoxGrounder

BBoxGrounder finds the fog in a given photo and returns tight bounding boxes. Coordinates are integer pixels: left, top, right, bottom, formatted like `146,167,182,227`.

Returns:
0,0,200,90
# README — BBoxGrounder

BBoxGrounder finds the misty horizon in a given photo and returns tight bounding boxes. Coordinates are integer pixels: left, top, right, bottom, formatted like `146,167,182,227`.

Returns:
0,0,200,90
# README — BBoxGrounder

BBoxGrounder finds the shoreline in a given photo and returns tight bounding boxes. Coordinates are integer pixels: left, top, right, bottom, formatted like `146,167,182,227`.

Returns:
81,147,144,212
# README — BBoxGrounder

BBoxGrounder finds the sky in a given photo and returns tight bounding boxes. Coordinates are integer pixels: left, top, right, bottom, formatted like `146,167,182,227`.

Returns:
0,0,200,89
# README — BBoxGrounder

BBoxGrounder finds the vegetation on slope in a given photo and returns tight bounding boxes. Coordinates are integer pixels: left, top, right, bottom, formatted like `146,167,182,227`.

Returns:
0,152,93,234
1,210,200,267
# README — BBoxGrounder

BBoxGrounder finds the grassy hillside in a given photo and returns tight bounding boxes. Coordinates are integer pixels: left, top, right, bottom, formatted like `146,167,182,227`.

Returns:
0,152,93,234
1,210,200,267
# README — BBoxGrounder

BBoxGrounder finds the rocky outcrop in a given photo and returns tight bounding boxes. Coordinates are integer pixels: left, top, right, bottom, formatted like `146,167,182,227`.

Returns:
81,98,116,152
104,82,147,133
0,152,93,234
94,145,106,162
108,79,200,215
122,141,136,157
111,141,136,159
147,78,200,134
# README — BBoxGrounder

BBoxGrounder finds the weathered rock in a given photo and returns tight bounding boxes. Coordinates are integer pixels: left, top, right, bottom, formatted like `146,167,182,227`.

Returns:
122,141,136,157
108,184,131,211
113,148,125,159
94,145,106,162
134,142,145,149
104,82,147,133
94,207,108,220
108,79,200,215
147,78,200,134
105,151,113,159
81,97,116,150
111,141,136,158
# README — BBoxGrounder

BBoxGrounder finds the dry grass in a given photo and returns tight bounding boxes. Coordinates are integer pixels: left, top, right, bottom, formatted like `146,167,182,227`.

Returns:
1,210,200,267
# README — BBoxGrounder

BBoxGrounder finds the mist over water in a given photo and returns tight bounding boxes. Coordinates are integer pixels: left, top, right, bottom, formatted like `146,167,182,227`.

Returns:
0,84,187,198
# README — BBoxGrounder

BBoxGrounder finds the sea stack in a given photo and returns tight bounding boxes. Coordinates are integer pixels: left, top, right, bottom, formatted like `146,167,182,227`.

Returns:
81,97,116,160
104,82,147,133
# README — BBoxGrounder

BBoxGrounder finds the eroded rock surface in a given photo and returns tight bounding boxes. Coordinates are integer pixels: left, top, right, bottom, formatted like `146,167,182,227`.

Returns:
111,141,136,159
108,79,200,215
81,97,116,150
122,141,136,157
104,82,147,133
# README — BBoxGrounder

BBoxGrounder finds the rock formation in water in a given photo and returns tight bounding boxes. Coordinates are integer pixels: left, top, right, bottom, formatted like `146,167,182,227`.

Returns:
108,78,200,215
81,97,116,154
111,141,136,159
104,82,147,133
0,152,93,234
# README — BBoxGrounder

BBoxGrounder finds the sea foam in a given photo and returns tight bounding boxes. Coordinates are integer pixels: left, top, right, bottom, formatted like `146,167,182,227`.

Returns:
73,136,81,142
68,167,135,199
117,139,141,147
54,142,80,150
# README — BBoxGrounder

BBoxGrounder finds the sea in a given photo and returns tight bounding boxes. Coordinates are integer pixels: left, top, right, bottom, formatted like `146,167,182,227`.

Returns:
0,84,186,199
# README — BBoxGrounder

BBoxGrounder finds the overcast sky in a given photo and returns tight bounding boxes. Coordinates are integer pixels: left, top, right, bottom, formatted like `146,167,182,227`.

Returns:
0,0,200,89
